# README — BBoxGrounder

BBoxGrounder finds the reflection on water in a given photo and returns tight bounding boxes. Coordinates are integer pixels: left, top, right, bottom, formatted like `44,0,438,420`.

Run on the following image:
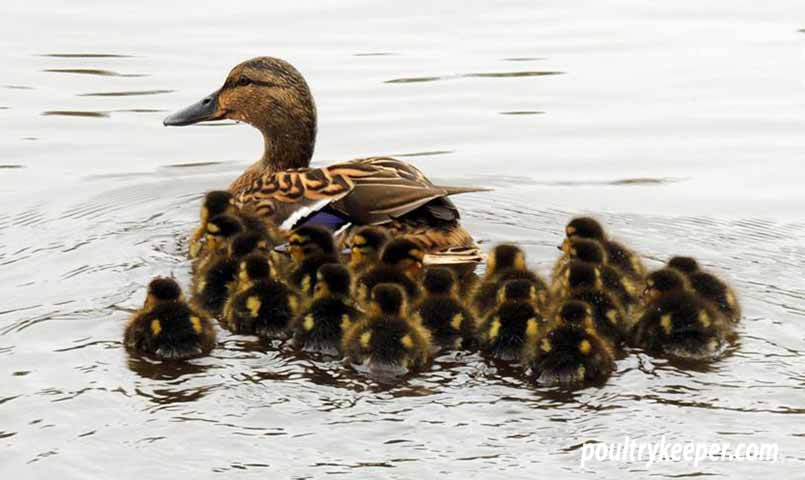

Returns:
2,0,805,478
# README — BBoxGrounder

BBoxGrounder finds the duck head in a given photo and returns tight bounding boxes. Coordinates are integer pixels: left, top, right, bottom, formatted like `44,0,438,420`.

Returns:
314,263,352,299
144,277,183,309
643,268,689,303
164,56,317,170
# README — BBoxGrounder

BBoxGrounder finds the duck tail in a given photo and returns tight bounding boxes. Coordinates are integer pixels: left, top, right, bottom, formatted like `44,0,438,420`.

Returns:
437,185,493,196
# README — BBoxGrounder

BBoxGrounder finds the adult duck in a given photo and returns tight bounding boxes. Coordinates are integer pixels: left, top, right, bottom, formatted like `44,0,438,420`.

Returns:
164,56,486,264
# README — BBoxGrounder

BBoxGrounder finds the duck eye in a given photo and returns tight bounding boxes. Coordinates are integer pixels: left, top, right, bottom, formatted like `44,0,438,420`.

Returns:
237,76,252,87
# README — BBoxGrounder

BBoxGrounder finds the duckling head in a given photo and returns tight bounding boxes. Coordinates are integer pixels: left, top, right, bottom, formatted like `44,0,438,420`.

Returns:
497,278,537,303
565,261,603,290
562,238,607,265
315,263,351,299
145,277,183,308
201,190,234,223
287,225,336,262
164,57,316,170
348,226,389,268
238,253,272,289
229,231,268,259
668,256,700,275
205,214,244,252
565,217,606,241
644,268,689,302
370,283,407,317
556,300,595,329
380,238,425,280
487,244,526,276
422,267,456,297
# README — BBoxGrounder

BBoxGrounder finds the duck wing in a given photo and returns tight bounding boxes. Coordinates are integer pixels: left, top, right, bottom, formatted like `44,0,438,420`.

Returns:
233,157,488,229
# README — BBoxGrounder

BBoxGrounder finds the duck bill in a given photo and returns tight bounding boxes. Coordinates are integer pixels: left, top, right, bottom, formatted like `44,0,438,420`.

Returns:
163,89,225,126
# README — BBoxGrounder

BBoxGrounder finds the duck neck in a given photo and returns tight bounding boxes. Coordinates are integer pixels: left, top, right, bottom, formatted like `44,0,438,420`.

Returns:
257,109,317,173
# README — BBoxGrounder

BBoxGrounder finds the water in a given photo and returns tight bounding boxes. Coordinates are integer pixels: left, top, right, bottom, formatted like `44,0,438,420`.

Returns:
2,1,804,477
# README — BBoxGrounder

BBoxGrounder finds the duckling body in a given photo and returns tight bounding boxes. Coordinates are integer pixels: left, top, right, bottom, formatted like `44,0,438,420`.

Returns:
631,290,732,360
124,278,216,360
414,268,477,350
342,284,431,375
286,225,340,296
688,271,741,324
164,56,486,261
355,238,425,305
478,280,546,361
291,263,362,354
222,253,298,338
525,301,615,386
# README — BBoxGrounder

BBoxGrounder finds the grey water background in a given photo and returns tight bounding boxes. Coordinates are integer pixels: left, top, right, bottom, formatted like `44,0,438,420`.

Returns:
1,1,804,478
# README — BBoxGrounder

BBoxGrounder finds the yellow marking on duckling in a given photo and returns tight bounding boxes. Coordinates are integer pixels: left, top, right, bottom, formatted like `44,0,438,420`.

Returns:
726,291,737,308
301,275,311,294
566,226,576,235
496,289,506,305
540,338,552,352
698,310,711,327
579,339,592,355
352,235,366,246
660,314,673,335
207,223,220,233
360,331,372,348
529,286,538,301
514,252,526,270
450,313,464,331
289,296,299,314
190,316,202,334
303,314,315,331
357,284,368,303
577,365,586,380
526,318,539,338
196,279,206,294
488,318,501,339
340,314,352,331
606,309,618,325
409,248,425,261
622,277,637,295
150,319,162,336
289,234,304,244
401,334,414,349
570,248,578,257
246,296,262,318
257,240,268,250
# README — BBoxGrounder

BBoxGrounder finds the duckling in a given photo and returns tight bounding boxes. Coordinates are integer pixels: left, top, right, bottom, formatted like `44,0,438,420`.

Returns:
124,278,216,360
189,191,280,260
666,257,741,324
477,279,546,361
524,300,615,386
632,268,732,360
286,225,340,296
342,284,431,375
290,263,362,354
222,253,299,338
555,261,629,345
355,238,425,305
471,244,549,317
413,268,477,350
345,226,390,278
561,216,646,277
192,230,266,316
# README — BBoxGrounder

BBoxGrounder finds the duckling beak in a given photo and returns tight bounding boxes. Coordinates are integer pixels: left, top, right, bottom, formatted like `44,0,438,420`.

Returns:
163,89,224,126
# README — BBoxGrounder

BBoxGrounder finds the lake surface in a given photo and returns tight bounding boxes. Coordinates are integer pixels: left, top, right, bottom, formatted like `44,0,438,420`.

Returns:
1,1,804,477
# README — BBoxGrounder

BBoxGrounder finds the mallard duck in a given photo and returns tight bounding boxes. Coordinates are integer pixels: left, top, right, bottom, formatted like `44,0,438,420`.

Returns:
355,237,424,305
192,230,265,316
222,253,299,338
477,279,545,361
666,257,741,324
164,56,487,264
285,225,340,296
413,267,477,350
342,283,431,375
290,263,362,354
632,268,732,360
554,261,629,345
471,244,549,318
124,278,216,360
524,300,615,386
561,217,646,277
